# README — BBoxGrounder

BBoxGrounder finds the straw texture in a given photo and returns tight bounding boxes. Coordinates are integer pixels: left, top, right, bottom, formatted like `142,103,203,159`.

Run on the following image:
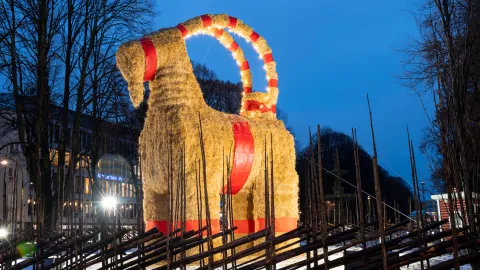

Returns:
116,14,298,245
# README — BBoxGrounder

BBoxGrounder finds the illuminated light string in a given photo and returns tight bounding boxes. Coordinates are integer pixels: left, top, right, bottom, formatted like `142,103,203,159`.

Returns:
182,25,253,102
176,14,279,117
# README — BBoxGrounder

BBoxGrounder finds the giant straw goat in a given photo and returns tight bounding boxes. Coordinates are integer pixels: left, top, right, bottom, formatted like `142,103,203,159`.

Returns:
116,14,299,249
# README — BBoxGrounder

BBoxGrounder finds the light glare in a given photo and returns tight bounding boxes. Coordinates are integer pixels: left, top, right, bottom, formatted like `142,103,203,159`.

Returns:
0,228,8,238
101,196,118,209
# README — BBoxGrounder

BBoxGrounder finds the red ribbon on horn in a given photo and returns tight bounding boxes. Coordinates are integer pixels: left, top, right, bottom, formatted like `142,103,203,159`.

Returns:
244,100,276,114
139,37,157,82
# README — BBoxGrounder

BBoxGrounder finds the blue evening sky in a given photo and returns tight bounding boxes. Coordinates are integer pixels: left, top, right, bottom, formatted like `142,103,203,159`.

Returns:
0,1,433,193
151,0,434,192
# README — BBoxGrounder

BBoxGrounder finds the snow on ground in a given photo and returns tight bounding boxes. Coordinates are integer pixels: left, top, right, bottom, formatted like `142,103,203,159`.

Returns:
11,244,474,269
398,254,472,270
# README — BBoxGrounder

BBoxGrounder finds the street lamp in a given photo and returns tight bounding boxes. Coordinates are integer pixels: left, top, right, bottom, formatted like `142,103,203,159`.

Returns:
367,196,371,223
421,181,425,202
0,227,8,238
1,157,25,236
1,158,8,228
101,195,118,265
19,180,32,234
101,196,118,210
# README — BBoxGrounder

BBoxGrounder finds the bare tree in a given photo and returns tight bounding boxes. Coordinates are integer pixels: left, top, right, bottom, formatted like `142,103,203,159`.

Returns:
402,1,480,268
0,0,65,234
0,0,153,234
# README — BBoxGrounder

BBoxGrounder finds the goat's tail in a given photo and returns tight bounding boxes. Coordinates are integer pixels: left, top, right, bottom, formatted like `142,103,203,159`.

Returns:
177,14,279,118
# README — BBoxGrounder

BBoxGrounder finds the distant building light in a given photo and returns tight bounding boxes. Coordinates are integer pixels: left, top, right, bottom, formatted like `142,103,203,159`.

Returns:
97,173,123,181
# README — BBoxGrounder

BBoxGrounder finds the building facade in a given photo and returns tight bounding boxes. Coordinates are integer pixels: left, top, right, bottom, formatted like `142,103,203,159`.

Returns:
0,94,142,235
430,192,479,231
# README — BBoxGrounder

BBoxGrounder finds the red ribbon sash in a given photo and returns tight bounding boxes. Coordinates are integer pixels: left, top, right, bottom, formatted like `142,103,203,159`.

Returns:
222,122,255,194
146,217,297,235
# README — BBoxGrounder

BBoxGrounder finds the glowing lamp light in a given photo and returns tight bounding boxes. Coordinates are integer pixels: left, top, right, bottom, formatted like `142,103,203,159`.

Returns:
0,228,8,238
1,160,8,165
101,196,118,210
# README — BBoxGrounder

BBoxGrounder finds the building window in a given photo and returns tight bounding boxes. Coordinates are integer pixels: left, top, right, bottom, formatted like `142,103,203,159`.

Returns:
75,176,81,193
54,125,60,143
74,200,79,216
122,183,127,197
130,184,135,198
28,196,32,215
33,198,37,215
450,214,463,228
85,178,90,194
85,200,90,217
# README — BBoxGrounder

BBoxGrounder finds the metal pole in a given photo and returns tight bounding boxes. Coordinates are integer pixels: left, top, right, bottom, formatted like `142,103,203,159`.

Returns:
12,161,18,239
3,164,7,226
114,207,117,269
19,167,25,234
421,182,425,204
